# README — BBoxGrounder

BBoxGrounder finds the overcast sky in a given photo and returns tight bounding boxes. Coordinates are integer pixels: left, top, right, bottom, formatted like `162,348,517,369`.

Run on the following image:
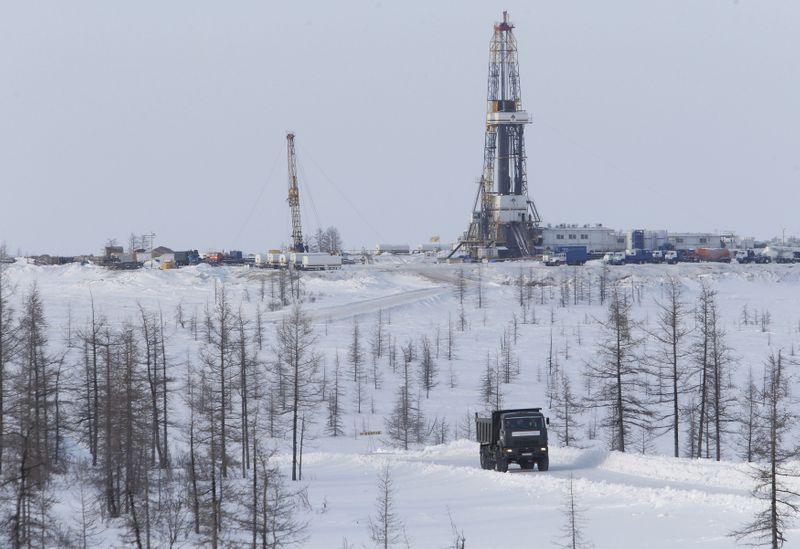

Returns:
1,1,798,255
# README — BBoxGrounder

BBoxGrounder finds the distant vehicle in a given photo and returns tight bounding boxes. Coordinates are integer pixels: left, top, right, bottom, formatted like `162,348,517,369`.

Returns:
476,408,550,473
676,249,698,263
289,252,342,270
763,245,800,264
695,247,731,263
376,244,410,255
735,249,770,264
603,251,625,266
300,253,342,271
650,250,664,263
664,250,678,264
542,252,566,266
203,251,245,265
558,246,588,266
174,250,200,267
542,246,589,267
624,249,652,264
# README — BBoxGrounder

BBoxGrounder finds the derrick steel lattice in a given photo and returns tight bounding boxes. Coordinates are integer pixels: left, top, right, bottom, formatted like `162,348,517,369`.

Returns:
452,12,541,259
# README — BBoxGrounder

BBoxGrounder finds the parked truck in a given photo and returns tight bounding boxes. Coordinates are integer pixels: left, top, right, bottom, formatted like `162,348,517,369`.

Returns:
603,251,626,265
475,408,550,473
624,248,652,264
695,247,731,263
542,252,566,266
544,246,588,266
291,252,342,270
735,249,769,264
174,250,200,267
560,245,588,265
763,245,800,264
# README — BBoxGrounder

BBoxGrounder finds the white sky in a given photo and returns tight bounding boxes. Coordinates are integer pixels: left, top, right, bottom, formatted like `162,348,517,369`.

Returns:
1,1,798,255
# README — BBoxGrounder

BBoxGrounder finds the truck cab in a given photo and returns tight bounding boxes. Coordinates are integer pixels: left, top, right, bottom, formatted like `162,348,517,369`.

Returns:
543,252,566,266
476,408,550,473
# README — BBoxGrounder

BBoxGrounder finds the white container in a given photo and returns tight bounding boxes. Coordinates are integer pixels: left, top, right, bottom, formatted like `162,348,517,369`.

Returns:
302,253,342,270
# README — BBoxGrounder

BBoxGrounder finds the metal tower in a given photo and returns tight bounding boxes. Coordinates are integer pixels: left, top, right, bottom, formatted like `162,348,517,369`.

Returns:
286,132,306,253
451,12,541,260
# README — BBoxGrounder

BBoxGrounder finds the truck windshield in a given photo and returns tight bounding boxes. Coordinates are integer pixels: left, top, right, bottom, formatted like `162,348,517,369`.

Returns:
504,417,542,430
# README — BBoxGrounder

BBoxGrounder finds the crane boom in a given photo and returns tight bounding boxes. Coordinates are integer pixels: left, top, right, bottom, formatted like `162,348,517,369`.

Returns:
286,132,306,253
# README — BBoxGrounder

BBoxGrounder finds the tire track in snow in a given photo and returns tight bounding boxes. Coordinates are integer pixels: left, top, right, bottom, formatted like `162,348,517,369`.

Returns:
301,443,759,512
259,285,449,324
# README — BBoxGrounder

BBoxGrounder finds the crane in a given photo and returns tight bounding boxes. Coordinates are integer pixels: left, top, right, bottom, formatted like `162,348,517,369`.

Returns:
286,132,306,253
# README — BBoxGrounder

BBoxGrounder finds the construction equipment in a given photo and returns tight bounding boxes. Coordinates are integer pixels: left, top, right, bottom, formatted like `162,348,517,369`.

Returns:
286,132,307,253
450,12,541,260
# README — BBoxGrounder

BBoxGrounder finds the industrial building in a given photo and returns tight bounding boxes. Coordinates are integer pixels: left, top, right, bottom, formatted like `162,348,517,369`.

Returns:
541,226,746,255
541,224,626,254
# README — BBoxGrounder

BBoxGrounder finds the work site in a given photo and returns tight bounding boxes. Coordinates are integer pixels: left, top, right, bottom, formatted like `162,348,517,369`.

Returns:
1,3,799,548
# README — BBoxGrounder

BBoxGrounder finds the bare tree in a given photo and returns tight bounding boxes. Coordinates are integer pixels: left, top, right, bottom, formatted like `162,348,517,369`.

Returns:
370,310,386,361
368,464,403,549
481,352,503,410
476,266,484,309
555,475,593,549
732,351,800,548
327,353,345,437
551,372,581,447
68,462,106,549
203,285,235,479
349,319,366,413
738,366,761,463
454,268,466,307
448,509,466,549
691,282,735,460
274,305,320,481
583,283,651,452
385,342,423,450
446,314,456,361
648,276,691,457
418,336,437,398
0,243,17,473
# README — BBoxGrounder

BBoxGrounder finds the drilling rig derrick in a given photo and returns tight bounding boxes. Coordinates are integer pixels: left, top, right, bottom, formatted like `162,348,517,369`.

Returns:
286,132,306,253
451,11,541,260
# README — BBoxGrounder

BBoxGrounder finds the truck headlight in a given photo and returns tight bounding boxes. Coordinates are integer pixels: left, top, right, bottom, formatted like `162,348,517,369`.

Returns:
504,448,513,453
540,447,547,452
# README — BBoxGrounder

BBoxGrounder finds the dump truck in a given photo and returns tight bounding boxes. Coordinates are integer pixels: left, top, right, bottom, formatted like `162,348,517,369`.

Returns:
475,408,550,473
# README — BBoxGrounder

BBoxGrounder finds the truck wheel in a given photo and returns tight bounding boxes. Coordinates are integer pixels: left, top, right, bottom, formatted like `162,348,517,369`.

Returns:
537,457,549,472
496,458,508,473
479,448,494,470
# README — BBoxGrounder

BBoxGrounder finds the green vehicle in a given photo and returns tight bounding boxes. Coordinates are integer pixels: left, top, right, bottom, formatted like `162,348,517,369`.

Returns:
476,408,550,473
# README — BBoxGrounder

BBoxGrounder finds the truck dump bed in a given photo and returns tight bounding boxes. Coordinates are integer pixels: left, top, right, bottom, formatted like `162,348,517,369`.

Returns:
475,408,543,444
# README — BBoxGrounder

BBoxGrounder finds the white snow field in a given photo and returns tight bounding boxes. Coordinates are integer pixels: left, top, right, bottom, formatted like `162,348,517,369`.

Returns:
4,258,800,548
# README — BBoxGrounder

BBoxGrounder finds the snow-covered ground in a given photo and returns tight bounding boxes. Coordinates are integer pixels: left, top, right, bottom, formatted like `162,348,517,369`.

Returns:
4,258,800,547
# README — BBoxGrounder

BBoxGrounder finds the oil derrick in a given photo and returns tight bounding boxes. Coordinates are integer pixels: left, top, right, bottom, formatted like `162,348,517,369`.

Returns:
451,12,541,260
286,132,306,253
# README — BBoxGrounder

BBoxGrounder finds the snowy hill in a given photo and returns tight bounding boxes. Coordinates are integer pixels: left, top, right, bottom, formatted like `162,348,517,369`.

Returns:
1,259,799,547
